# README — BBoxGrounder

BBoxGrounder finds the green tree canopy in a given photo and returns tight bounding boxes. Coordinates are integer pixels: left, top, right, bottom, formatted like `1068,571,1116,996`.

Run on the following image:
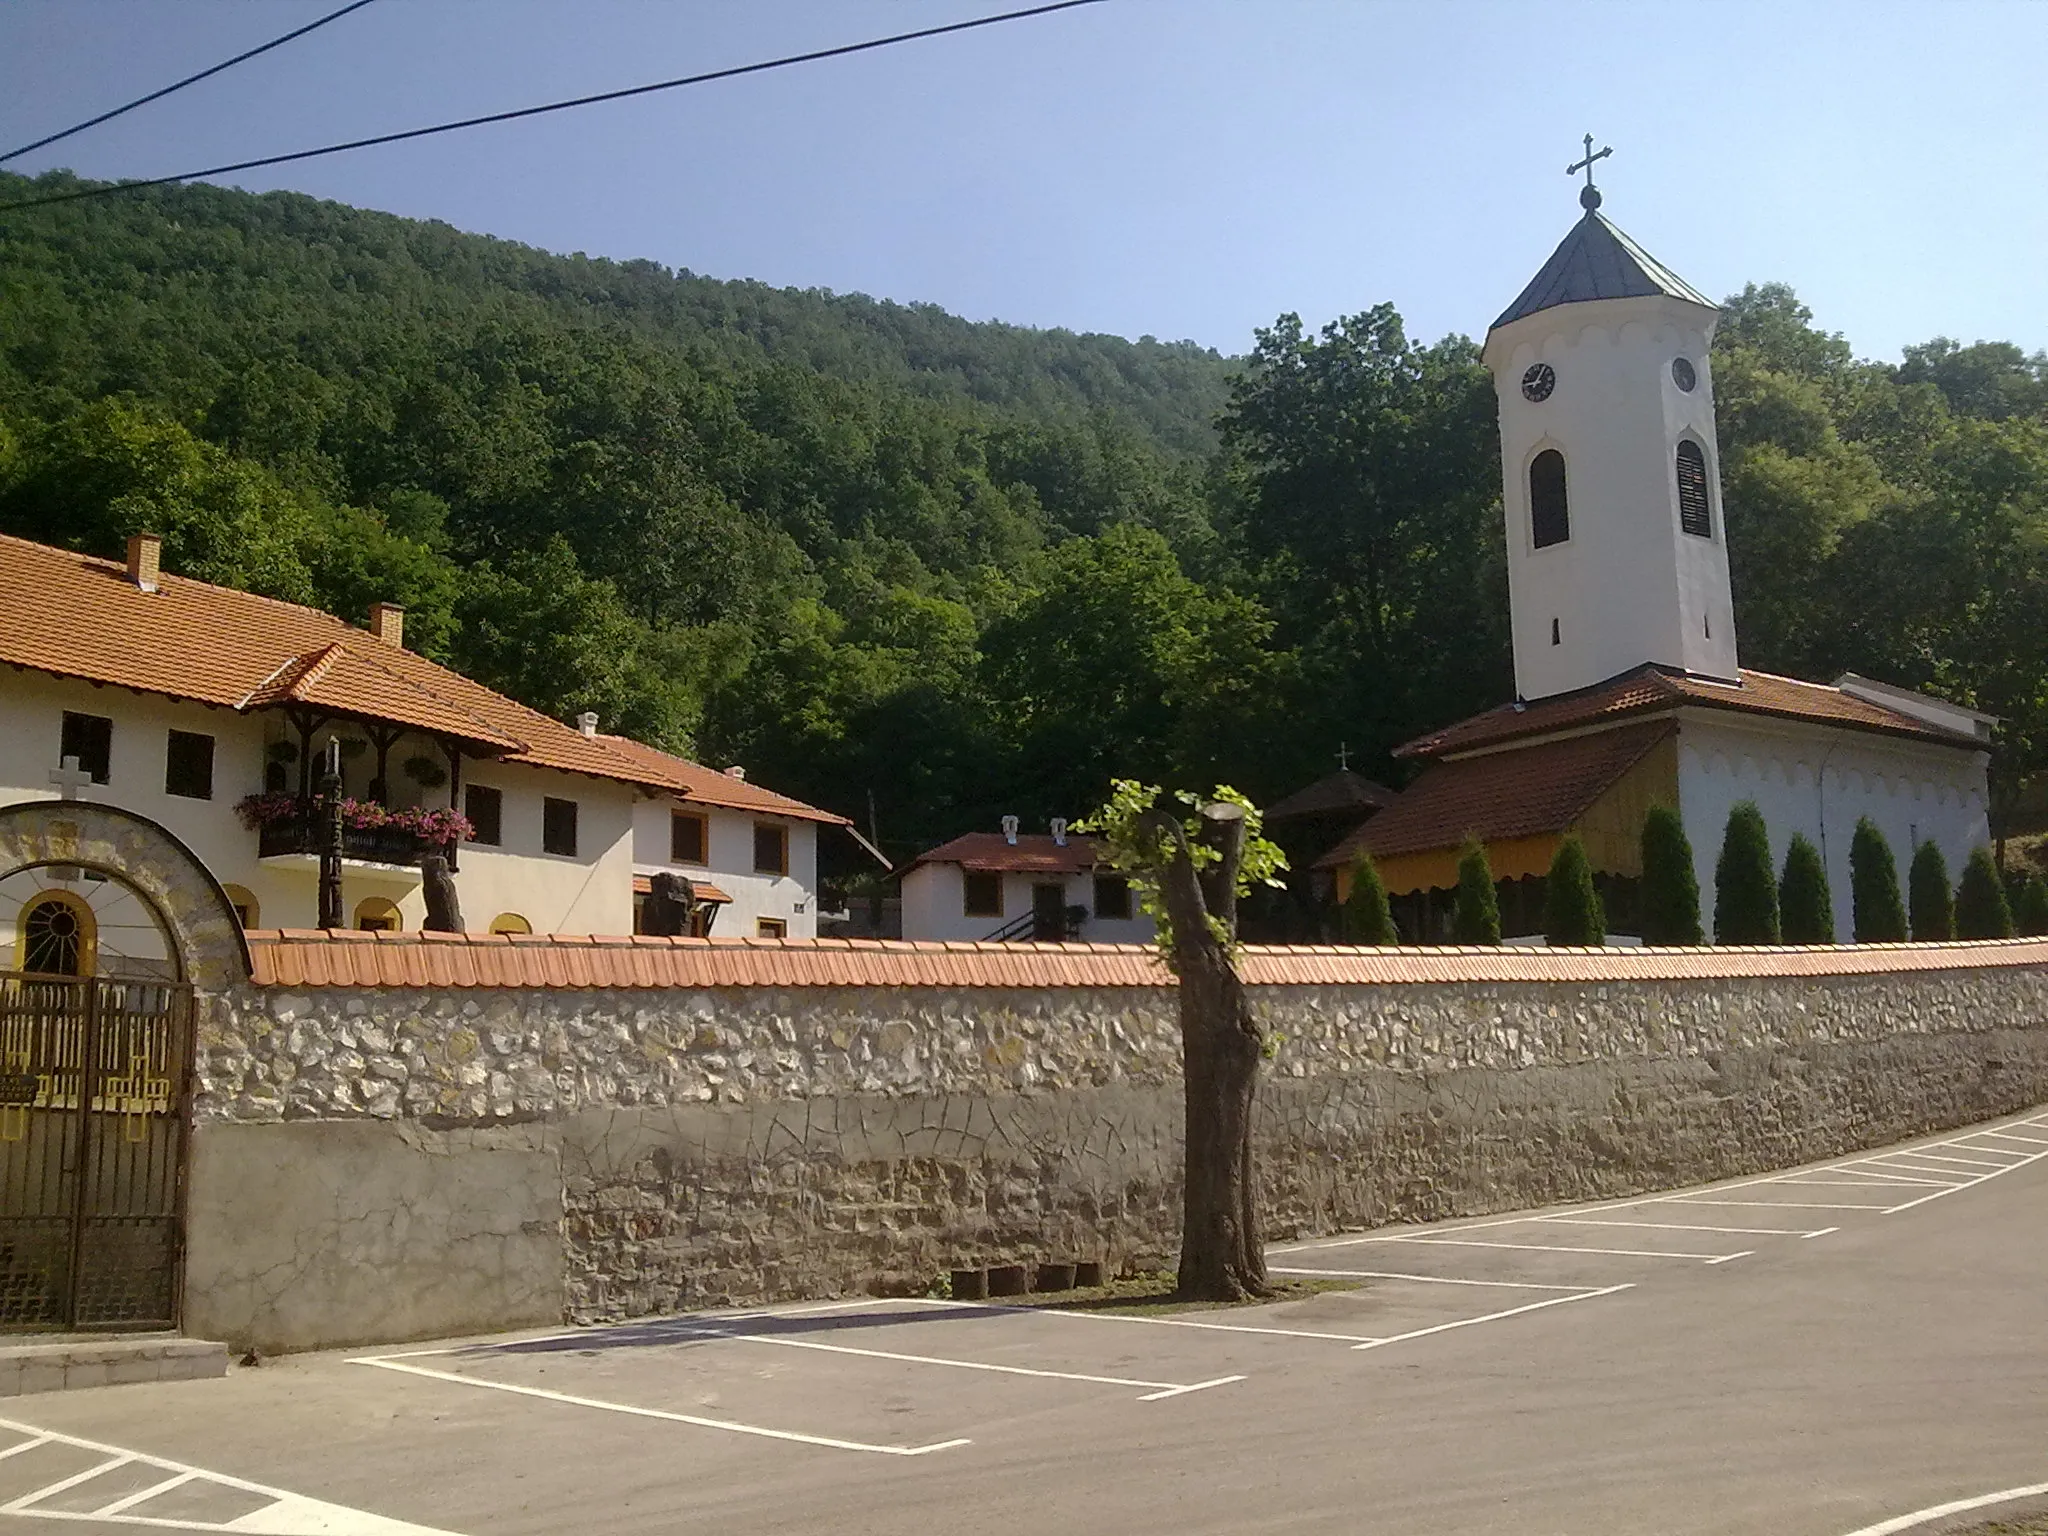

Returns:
1778,832,1835,944
1908,841,1955,941
1451,838,1501,946
1954,846,2014,940
1640,805,1703,945
1543,836,1605,946
1850,818,1908,942
1714,801,1781,945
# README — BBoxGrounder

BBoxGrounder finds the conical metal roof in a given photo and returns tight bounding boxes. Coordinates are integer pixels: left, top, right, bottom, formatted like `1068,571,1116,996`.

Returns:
1491,210,1716,332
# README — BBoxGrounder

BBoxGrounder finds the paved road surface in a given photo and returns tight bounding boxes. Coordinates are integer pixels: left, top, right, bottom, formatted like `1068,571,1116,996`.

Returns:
9,1108,2048,1536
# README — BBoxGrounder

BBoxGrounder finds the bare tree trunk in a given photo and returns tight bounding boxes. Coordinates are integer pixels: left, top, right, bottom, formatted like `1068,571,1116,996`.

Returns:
1148,806,1270,1302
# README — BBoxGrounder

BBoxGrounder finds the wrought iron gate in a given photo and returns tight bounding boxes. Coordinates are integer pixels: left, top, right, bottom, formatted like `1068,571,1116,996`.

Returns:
0,973,193,1330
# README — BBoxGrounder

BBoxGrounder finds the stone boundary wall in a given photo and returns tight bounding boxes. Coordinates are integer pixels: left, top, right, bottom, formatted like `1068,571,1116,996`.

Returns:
182,936,2048,1354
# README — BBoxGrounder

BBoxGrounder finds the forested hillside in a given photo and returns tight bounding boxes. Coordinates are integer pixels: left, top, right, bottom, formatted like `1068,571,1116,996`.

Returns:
1,169,2043,879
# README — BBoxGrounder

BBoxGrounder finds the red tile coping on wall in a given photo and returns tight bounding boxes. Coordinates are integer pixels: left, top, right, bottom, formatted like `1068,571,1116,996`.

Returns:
241,931,2048,991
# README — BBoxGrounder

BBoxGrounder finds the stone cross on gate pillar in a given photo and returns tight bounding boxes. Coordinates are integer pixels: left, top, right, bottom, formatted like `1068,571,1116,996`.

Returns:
1336,742,1351,773
48,754,92,800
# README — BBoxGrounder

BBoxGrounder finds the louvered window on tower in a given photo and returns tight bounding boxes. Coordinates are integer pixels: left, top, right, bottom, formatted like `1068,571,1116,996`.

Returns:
1530,450,1569,549
1676,440,1713,537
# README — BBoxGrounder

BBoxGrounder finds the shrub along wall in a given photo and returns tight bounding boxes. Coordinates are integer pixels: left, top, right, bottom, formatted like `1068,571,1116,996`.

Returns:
184,933,2048,1354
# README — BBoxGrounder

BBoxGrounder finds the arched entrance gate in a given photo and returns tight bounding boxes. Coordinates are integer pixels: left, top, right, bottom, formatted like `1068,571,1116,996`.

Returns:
0,801,247,1330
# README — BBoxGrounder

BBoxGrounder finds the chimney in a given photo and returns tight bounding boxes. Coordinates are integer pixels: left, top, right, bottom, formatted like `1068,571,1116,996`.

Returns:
126,533,161,593
367,602,405,648
1001,814,1019,845
1050,817,1068,847
576,711,599,739
725,765,747,781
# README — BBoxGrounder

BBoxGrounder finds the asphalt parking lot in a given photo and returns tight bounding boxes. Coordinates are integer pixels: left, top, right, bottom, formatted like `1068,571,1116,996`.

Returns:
8,1108,2048,1536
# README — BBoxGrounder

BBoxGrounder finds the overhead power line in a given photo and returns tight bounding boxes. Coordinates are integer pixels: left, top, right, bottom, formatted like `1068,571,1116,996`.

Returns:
0,0,1105,214
0,0,381,166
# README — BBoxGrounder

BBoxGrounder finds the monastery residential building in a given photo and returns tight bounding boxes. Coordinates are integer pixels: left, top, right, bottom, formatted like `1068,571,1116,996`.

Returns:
899,819,1156,944
1319,169,1994,940
0,530,847,974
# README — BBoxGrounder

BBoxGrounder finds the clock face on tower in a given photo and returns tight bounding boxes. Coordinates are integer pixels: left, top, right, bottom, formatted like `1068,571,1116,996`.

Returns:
1521,363,1556,402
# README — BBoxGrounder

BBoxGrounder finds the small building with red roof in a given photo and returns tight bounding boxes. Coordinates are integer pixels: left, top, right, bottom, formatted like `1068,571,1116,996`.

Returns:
898,818,1155,944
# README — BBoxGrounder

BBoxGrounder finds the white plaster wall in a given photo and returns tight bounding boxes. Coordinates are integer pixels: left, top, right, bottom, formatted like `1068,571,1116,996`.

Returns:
628,794,820,938
0,671,639,935
1484,294,1737,700
899,864,1154,943
1676,711,1991,942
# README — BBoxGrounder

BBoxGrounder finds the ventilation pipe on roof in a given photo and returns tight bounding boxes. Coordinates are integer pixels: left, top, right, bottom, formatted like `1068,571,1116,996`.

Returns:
576,711,599,738
126,533,161,594
1001,814,1019,845
1050,817,1068,846
368,603,405,648
726,765,746,780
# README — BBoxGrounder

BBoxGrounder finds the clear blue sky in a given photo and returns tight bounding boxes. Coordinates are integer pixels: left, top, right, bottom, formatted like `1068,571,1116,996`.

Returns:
2,0,2042,362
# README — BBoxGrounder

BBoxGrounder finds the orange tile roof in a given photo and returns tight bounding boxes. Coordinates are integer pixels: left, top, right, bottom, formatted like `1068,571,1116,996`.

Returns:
1,532,709,792
1316,721,1674,869
1397,664,1981,760
597,735,847,826
241,930,2048,990
900,832,1102,879
630,874,733,904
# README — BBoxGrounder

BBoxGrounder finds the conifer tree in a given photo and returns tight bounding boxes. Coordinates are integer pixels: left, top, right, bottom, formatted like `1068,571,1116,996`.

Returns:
1713,800,1780,944
1344,853,1400,945
1543,834,1605,946
1908,841,1954,941
1639,804,1703,945
1850,818,1908,942
1451,837,1500,945
1954,846,2014,940
2015,872,2048,938
1777,832,1834,944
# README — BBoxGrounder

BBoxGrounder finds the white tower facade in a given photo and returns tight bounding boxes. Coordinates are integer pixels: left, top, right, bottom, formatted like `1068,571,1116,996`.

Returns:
1480,189,1739,701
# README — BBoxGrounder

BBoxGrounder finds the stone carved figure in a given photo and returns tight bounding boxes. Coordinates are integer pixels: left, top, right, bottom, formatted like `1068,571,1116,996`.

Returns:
421,852,464,933
640,871,699,937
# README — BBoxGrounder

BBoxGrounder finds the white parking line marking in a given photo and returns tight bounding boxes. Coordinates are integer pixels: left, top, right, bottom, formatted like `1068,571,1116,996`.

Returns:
1943,1143,2031,1160
1265,1267,1589,1292
900,1295,1382,1344
671,1323,1240,1400
2,1454,130,1513
92,1469,200,1516
351,1357,971,1458
1538,1218,1821,1237
1704,1250,1754,1265
1866,1153,2004,1173
1879,1150,2016,1170
1835,1478,2048,1535
0,1414,463,1532
1378,1236,1735,1261
1351,1285,1633,1351
1136,1376,1249,1401
1666,1199,1889,1210
1802,1227,1840,1240
1976,1130,2048,1147
1842,1163,1971,1182
1781,1173,1954,1187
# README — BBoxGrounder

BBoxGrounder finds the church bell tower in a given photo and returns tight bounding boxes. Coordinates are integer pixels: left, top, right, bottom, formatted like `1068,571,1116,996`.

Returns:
1481,140,1739,702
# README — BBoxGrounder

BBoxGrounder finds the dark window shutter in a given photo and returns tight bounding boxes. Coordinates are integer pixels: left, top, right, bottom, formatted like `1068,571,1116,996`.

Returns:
60,712,113,784
542,797,578,857
1676,440,1712,537
164,730,215,799
1530,450,1569,549
671,812,707,864
464,785,503,845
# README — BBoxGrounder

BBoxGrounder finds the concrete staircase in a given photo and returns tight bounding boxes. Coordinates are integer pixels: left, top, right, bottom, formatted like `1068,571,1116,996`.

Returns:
0,1335,229,1396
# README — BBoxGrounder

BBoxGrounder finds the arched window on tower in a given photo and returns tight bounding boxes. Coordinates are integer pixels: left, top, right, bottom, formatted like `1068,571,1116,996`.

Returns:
1530,449,1569,549
1676,440,1713,538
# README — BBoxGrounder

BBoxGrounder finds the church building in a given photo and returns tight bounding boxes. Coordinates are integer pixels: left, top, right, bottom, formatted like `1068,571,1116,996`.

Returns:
1319,155,1994,941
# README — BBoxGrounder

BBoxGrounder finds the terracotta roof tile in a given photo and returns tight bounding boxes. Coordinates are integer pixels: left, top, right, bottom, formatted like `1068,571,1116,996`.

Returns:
0,532,778,793
1398,664,1980,760
1318,720,1674,869
597,735,848,825
242,931,2048,989
629,874,733,904
900,832,1100,879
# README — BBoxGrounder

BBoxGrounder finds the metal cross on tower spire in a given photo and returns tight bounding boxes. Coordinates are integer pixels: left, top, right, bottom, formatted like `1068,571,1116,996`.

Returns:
1567,133,1612,210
